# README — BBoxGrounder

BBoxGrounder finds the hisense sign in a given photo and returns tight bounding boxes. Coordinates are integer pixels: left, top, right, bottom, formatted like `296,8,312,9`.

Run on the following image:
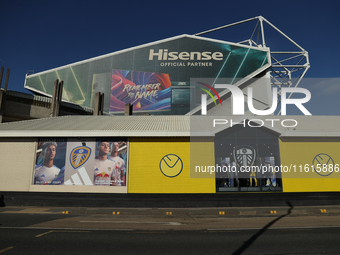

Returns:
149,49,224,61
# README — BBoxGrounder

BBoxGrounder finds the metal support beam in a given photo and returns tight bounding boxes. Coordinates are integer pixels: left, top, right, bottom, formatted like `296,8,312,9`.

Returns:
194,16,260,36
50,79,63,117
0,89,5,123
194,16,310,115
259,17,266,47
0,67,11,122
124,103,133,116
4,68,10,92
93,92,104,116
0,67,4,89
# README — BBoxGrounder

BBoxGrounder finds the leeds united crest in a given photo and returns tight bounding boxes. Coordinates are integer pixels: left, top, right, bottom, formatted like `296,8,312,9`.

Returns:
233,145,256,167
70,146,91,169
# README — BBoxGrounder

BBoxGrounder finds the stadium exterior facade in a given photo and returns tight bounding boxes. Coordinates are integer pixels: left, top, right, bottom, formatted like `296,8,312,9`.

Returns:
0,17,339,198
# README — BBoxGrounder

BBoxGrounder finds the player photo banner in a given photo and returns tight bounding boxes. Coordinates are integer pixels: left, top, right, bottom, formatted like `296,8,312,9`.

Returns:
33,138,128,188
34,139,66,185
94,139,127,186
110,70,171,113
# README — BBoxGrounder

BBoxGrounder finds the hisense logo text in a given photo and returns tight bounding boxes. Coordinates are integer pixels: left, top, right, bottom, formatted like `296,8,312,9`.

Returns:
149,49,223,61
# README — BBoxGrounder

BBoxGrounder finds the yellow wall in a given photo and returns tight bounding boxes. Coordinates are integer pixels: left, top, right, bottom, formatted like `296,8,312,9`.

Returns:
280,137,340,192
128,137,215,193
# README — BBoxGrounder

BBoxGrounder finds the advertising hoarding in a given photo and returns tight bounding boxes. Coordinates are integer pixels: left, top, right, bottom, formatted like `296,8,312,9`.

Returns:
34,138,128,188
34,139,66,185
110,70,171,112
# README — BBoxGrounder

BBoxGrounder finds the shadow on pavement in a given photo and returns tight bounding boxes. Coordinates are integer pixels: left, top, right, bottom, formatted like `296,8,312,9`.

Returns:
231,201,294,255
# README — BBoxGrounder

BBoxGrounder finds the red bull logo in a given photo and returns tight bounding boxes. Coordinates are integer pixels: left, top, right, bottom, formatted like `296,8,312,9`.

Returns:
96,172,110,179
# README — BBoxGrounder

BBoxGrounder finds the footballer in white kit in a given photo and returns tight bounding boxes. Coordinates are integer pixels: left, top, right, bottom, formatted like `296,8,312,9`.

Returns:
94,157,116,186
34,142,63,185
34,164,61,185
109,142,126,186
110,156,125,186
94,140,116,186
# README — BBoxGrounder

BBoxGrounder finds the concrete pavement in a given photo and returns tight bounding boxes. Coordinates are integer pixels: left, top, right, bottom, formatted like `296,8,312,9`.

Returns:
1,205,339,218
1,205,340,231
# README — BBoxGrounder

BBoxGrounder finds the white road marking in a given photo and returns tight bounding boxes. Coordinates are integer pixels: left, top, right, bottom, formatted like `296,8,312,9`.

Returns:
79,221,183,225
